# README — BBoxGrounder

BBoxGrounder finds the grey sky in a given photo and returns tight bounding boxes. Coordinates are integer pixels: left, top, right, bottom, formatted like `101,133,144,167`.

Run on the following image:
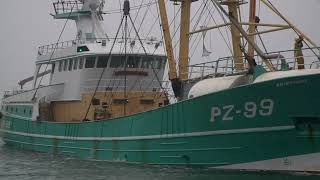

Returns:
0,0,319,95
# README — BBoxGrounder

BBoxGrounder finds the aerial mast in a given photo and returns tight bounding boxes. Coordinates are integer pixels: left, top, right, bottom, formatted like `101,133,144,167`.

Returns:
52,0,107,41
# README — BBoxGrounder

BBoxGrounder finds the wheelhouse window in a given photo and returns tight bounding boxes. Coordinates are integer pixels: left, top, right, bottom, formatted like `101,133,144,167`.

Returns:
73,58,78,70
85,56,96,68
79,57,84,69
68,58,73,71
97,56,109,68
63,59,68,71
127,56,140,68
141,56,152,68
58,61,63,72
152,57,163,69
51,63,55,74
110,56,125,68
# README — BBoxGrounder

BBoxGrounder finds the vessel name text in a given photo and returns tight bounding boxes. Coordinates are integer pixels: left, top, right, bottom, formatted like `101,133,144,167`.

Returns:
210,99,274,122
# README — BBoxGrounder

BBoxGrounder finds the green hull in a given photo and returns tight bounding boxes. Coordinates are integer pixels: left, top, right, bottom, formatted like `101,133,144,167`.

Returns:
1,73,320,171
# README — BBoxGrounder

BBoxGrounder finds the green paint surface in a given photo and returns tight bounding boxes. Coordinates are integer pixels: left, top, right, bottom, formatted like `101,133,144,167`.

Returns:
1,73,320,169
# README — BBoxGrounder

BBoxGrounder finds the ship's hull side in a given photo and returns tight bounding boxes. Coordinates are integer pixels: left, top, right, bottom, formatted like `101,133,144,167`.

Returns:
1,73,320,171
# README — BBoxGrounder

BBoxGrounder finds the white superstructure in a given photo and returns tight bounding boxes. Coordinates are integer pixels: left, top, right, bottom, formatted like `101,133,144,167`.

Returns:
31,0,167,101
2,0,168,121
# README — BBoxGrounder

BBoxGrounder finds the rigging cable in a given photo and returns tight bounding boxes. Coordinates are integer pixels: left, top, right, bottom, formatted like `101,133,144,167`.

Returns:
256,1,269,56
128,14,169,100
205,2,233,56
128,0,145,37
101,0,132,101
32,3,76,100
129,1,173,95
134,0,154,40
138,1,169,99
265,0,320,61
106,2,167,102
238,2,247,52
174,0,206,66
124,14,128,116
103,1,158,14
210,0,235,57
188,0,208,59
102,2,172,109
83,15,125,120
190,6,211,59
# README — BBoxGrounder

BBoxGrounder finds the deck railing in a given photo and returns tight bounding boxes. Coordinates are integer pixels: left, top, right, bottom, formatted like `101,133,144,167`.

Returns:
188,47,320,80
3,90,28,98
37,38,163,56
53,1,83,15
38,39,80,56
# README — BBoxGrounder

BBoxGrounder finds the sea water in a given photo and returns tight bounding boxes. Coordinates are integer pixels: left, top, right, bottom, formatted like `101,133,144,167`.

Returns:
0,138,319,180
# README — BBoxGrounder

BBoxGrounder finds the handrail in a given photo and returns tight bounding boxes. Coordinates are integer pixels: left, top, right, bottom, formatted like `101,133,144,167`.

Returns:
188,47,320,79
37,38,163,56
2,83,65,99
53,1,83,14
189,47,320,67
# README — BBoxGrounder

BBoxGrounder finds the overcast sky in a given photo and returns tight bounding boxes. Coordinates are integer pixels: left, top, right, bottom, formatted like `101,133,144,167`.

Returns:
0,0,319,95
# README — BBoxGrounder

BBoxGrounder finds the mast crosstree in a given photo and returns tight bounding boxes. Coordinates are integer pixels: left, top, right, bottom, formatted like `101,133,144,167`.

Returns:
52,0,107,41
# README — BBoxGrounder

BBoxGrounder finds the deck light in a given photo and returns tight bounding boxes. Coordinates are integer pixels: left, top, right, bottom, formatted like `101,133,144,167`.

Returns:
77,46,89,53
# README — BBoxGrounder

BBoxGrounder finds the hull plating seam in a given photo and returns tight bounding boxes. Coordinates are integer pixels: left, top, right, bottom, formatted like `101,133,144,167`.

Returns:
0,125,294,141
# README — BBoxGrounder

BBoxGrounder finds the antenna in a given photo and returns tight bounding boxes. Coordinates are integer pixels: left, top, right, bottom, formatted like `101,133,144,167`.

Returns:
52,0,107,41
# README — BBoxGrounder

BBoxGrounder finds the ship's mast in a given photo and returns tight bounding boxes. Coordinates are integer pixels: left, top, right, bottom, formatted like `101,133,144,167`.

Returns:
247,0,257,61
160,0,319,85
221,0,244,71
52,0,107,41
158,0,197,98
158,0,194,98
178,0,192,81
158,0,183,98
158,0,178,82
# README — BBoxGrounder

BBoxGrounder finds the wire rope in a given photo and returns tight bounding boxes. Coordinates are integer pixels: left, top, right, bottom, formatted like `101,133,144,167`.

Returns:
32,3,76,100
83,15,125,120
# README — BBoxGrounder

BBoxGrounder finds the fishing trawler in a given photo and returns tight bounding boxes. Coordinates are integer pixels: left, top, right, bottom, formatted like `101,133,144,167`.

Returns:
1,0,320,172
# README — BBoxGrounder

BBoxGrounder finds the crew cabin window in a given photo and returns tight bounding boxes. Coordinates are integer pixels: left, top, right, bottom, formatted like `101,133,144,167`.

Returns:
63,59,68,71
127,56,140,68
51,63,55,74
153,57,163,69
141,56,152,68
73,58,78,70
68,59,73,71
85,56,96,68
97,56,109,68
79,57,84,69
58,61,63,72
110,56,125,68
